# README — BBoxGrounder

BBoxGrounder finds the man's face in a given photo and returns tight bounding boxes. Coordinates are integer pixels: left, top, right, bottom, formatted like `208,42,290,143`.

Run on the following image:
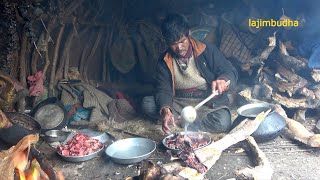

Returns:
169,35,190,58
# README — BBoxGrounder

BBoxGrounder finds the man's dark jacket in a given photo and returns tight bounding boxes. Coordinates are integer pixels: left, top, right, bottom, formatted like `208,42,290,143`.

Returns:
154,38,238,112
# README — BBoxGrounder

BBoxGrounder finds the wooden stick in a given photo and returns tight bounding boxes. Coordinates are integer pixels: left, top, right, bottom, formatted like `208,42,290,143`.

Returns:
31,33,44,75
63,27,89,79
56,27,75,82
79,30,92,82
43,17,57,77
235,136,273,180
48,24,65,96
65,0,86,16
83,28,104,82
101,31,109,81
17,32,28,112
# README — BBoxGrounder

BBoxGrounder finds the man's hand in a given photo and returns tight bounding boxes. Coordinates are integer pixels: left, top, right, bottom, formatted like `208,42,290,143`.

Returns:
160,107,176,134
212,79,229,94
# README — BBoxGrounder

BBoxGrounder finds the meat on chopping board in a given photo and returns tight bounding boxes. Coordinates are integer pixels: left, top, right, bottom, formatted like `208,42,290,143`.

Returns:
57,133,103,156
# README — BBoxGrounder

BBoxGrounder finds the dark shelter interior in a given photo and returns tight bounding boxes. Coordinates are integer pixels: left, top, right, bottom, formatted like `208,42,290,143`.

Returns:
1,0,320,179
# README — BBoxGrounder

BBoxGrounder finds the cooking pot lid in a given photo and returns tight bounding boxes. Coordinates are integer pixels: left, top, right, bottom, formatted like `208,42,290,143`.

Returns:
31,97,68,130
237,102,275,118
34,104,65,129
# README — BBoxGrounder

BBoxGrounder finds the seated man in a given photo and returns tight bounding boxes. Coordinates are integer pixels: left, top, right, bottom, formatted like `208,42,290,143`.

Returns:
142,13,238,134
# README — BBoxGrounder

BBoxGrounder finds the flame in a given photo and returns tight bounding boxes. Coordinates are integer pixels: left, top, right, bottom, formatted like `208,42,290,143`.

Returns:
14,152,28,171
56,169,65,180
13,150,65,180
13,152,40,180
18,169,26,180
27,159,40,180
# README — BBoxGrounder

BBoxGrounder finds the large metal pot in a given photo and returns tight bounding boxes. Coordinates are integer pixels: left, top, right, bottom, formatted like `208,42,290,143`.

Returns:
0,112,41,145
232,102,286,143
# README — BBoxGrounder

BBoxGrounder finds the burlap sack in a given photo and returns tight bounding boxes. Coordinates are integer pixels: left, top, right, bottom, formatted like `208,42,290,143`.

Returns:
110,31,136,74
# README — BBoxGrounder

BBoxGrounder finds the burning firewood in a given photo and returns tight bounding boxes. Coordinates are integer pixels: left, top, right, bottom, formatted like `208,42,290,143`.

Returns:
235,136,273,180
0,134,39,180
0,134,62,180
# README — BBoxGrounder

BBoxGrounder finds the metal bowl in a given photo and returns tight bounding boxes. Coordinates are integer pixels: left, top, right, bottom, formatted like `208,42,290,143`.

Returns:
44,130,70,143
57,144,104,163
105,138,156,164
162,131,212,154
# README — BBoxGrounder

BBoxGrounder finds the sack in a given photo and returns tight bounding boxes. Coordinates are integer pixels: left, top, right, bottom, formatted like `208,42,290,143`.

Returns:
110,31,136,74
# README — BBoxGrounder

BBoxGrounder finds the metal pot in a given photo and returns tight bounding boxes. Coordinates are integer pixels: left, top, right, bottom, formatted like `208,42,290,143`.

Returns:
0,112,41,145
232,102,286,143
44,130,70,143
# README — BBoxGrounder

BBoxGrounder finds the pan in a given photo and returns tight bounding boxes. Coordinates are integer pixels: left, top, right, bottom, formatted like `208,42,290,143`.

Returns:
30,97,68,132
0,112,41,145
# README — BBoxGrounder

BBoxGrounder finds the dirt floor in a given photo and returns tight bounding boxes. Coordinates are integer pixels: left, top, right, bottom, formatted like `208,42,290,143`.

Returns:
1,113,320,180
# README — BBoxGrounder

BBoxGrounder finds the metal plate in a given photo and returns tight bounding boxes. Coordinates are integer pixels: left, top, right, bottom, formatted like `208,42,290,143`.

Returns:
31,97,68,131
57,145,104,163
105,138,156,164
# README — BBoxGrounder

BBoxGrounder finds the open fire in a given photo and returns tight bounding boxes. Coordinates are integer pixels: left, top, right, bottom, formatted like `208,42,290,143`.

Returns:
0,134,64,180
13,149,60,180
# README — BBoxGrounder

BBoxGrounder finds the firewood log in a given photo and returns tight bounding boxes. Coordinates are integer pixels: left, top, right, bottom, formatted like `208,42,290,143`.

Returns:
235,136,273,180
293,109,307,123
279,41,307,72
17,32,27,112
195,110,270,167
48,24,65,96
284,117,320,147
275,65,308,97
162,110,270,179
272,92,319,109
311,69,320,82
